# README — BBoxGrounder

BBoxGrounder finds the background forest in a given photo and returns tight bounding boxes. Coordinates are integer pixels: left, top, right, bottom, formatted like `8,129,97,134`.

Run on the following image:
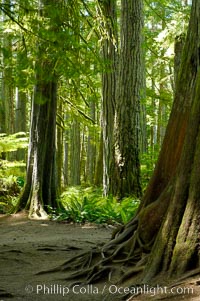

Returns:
0,0,192,221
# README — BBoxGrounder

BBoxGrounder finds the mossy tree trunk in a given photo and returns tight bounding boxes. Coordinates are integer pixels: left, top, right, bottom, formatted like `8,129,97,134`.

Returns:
16,63,62,219
15,0,63,219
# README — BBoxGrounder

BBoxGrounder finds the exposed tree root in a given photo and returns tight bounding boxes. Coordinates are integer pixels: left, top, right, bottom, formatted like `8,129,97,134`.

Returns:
28,202,49,220
117,266,145,284
36,248,101,275
37,218,154,285
102,219,138,256
61,248,102,271
0,288,13,298
169,267,200,287
37,198,169,286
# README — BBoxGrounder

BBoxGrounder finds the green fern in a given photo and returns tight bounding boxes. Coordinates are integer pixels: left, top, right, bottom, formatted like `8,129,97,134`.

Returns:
51,187,140,225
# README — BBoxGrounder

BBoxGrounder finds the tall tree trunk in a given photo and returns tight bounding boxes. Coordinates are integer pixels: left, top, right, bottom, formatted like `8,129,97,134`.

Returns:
15,0,63,218
1,0,15,137
94,131,103,186
99,0,118,196
86,102,96,185
16,65,61,218
56,96,64,194
114,0,143,198
15,89,27,161
63,114,69,187
1,0,15,161
140,103,147,154
68,0,81,187
70,119,81,186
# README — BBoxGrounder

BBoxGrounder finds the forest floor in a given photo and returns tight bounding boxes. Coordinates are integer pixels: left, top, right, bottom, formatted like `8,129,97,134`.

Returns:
0,212,200,301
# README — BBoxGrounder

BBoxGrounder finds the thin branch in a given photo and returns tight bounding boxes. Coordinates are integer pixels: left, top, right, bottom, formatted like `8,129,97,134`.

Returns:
0,6,55,44
144,0,167,26
60,96,95,124
0,6,30,33
71,79,89,107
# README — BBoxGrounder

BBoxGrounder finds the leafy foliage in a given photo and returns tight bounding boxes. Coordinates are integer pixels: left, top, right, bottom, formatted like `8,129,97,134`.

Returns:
49,187,140,225
0,160,25,213
0,175,22,214
140,146,160,191
0,132,28,155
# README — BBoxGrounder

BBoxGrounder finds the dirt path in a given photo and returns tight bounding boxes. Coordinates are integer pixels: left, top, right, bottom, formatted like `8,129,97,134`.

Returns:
0,213,200,301
0,212,113,301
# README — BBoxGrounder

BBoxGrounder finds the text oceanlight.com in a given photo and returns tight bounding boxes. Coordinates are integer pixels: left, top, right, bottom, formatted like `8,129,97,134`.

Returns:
25,283,194,297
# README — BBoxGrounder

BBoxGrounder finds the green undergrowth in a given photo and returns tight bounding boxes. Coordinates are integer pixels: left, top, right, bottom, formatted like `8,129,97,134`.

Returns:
140,146,159,191
0,175,23,214
0,132,28,155
49,187,140,225
0,159,25,214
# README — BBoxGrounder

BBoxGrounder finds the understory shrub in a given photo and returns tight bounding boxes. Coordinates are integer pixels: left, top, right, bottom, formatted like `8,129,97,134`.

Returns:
49,187,140,225
0,175,22,213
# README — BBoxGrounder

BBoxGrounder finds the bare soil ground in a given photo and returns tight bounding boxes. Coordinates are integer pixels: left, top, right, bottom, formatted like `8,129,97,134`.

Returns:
0,212,200,301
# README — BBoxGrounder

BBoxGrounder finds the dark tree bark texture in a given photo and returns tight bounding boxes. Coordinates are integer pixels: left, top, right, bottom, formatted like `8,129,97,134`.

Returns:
16,63,61,219
99,0,118,196
114,0,143,198
15,0,63,219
